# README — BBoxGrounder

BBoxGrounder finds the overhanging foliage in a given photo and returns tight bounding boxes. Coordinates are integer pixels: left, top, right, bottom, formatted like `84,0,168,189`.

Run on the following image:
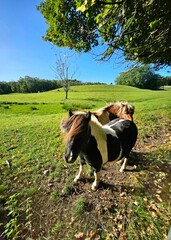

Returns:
38,0,171,68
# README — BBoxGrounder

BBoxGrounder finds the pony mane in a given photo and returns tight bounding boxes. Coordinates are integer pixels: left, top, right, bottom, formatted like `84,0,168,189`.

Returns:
61,114,89,141
109,101,134,114
94,101,134,115
93,104,112,116
93,101,134,123
122,101,134,114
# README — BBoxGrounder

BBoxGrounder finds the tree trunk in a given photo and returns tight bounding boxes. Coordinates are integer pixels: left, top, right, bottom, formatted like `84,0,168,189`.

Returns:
65,90,68,99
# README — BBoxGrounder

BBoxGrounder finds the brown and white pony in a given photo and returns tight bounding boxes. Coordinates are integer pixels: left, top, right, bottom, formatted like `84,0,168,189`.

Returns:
62,111,138,190
61,101,135,172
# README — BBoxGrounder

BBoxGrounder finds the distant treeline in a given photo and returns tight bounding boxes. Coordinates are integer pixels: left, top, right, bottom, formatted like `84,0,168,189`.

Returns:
0,76,105,94
115,65,171,90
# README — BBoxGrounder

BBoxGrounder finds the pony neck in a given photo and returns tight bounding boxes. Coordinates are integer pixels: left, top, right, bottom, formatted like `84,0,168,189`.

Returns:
89,115,104,137
89,115,108,164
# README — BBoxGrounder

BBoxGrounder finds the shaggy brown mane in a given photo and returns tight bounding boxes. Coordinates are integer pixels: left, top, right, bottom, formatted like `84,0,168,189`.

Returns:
108,101,134,119
61,114,89,141
93,101,134,123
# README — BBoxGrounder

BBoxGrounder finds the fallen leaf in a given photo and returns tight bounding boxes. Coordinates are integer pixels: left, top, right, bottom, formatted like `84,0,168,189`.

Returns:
75,232,85,240
155,194,163,202
117,223,123,230
133,201,139,206
120,192,127,197
85,230,97,240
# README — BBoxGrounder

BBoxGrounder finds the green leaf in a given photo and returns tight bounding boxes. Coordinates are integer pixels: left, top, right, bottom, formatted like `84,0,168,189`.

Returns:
149,19,159,29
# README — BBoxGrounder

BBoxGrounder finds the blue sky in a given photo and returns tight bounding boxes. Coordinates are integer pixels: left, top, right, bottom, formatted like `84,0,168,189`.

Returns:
0,0,170,84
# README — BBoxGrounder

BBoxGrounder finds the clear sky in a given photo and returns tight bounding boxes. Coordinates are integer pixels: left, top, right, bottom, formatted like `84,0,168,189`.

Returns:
0,0,170,84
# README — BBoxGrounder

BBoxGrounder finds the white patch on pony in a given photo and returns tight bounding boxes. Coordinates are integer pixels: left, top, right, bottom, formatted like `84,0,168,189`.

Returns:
74,164,86,182
68,151,73,162
120,157,128,172
89,115,108,164
102,125,118,139
102,118,127,138
102,123,123,162
95,110,110,125
108,118,126,128
92,171,101,191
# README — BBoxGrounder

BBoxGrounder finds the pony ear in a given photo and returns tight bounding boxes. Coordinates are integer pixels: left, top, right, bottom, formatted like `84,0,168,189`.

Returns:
69,110,73,117
121,102,126,107
85,111,91,121
124,104,128,113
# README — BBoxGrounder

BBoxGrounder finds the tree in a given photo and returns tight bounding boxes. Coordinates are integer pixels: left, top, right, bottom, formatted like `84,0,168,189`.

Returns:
54,53,76,99
37,0,171,68
0,82,12,94
115,65,162,89
162,76,171,86
9,81,20,93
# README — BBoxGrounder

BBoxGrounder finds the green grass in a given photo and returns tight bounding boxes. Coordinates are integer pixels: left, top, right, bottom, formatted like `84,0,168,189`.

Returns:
72,198,88,217
0,84,171,239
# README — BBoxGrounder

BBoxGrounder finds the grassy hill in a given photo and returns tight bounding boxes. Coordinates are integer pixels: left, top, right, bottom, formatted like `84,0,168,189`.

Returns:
0,85,171,239
0,84,170,115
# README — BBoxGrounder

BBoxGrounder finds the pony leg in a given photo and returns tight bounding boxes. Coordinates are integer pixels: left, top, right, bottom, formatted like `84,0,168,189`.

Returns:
117,157,124,165
74,164,86,183
120,158,128,173
92,171,101,191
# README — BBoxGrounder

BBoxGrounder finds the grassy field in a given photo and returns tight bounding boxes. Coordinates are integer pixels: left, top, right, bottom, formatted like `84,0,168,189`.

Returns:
0,85,171,239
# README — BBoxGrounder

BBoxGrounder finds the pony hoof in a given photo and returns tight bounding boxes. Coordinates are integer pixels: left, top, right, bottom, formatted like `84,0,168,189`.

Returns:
91,186,97,191
117,160,124,165
91,183,98,191
73,177,79,183
120,168,125,173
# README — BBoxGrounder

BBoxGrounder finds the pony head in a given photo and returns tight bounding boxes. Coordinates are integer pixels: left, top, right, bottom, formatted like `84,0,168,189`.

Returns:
60,109,87,134
62,111,91,163
108,102,134,121
93,101,134,124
